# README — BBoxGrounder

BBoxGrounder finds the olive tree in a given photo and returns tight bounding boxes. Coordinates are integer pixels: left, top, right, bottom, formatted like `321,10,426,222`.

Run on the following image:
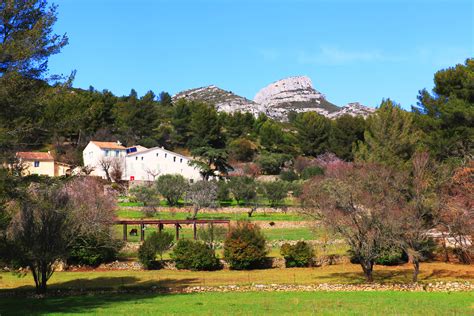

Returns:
185,180,218,219
155,174,188,206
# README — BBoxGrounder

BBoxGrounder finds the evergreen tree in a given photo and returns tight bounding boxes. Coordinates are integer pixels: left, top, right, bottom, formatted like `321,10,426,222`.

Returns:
355,99,421,168
294,112,331,157
413,58,473,160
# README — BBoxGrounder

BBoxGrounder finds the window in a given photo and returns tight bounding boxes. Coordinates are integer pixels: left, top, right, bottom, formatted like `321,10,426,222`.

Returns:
190,179,194,183
135,157,138,160
105,150,109,156
165,153,167,158
34,161,40,167
115,150,119,157
180,158,183,163
173,157,176,162
156,153,159,157
141,157,144,161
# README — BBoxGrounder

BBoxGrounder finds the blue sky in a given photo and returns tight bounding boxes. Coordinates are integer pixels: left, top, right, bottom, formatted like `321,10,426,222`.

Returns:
49,0,473,109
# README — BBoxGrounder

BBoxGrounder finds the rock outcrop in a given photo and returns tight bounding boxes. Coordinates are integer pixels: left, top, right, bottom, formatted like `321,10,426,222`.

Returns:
172,85,263,116
173,76,375,120
254,76,340,120
328,102,376,119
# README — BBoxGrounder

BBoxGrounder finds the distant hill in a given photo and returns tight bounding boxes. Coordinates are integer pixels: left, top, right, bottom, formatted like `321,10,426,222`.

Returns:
173,76,375,120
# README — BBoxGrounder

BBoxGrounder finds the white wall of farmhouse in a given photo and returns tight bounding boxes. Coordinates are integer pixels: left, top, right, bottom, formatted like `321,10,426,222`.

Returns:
83,141,202,182
82,142,127,179
125,147,201,182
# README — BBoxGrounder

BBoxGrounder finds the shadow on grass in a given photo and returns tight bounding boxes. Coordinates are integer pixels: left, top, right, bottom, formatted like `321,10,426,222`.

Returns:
0,276,199,315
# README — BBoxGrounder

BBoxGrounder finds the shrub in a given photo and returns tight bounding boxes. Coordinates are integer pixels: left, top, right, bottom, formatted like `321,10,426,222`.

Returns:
156,174,188,206
228,138,257,162
137,231,174,269
256,153,289,175
280,241,314,267
68,232,123,267
280,170,299,182
350,247,408,266
171,239,221,271
224,221,268,270
138,238,158,269
301,166,324,179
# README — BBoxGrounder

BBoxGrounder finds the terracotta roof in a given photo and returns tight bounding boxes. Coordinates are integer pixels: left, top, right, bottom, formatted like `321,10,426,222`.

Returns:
91,141,126,150
16,152,54,161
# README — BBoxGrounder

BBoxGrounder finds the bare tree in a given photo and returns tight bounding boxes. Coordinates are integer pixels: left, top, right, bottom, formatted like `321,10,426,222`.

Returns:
110,158,124,183
393,152,439,282
302,164,403,282
7,185,74,294
185,180,218,219
145,167,160,181
98,157,113,182
7,177,118,294
438,161,474,264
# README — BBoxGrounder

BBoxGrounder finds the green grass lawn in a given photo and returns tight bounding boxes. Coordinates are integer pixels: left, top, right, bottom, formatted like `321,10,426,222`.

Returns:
118,197,299,208
114,225,317,242
116,209,307,221
2,263,472,291
0,291,472,315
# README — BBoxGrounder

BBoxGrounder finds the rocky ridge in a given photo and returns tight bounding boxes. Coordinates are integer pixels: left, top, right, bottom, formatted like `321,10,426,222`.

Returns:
173,76,375,121
328,102,376,119
172,85,263,116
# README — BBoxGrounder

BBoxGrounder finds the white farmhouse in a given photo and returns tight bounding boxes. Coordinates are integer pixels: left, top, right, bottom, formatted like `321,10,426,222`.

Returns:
125,146,201,182
82,140,202,182
82,141,127,179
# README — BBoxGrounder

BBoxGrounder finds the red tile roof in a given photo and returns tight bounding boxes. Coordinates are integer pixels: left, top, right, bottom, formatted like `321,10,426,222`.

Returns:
91,141,126,150
16,152,54,161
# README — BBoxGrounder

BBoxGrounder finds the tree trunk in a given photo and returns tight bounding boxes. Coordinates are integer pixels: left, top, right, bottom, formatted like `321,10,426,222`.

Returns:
412,260,420,283
192,206,199,219
360,260,374,282
247,206,256,217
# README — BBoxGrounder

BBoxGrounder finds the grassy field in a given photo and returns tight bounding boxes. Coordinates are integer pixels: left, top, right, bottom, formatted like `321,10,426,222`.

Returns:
114,225,317,242
1,263,473,292
116,208,308,221
0,291,472,315
118,197,298,208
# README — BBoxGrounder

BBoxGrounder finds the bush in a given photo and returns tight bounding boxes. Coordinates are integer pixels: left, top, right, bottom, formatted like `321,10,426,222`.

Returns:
68,232,123,267
350,247,408,266
138,238,159,269
256,153,290,175
224,221,268,270
301,166,324,179
171,239,221,271
156,174,188,206
228,138,257,162
138,231,174,269
280,242,314,267
280,170,299,182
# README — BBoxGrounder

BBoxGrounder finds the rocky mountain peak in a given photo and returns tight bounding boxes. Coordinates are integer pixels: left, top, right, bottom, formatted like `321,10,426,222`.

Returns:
172,85,263,115
253,76,339,120
328,102,376,119
172,76,375,121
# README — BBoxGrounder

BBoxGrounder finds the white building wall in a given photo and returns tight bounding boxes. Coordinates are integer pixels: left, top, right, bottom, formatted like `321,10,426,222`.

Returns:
124,147,202,182
82,142,126,179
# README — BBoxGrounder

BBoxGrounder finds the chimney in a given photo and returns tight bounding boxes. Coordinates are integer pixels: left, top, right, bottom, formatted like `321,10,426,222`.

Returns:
117,140,122,146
